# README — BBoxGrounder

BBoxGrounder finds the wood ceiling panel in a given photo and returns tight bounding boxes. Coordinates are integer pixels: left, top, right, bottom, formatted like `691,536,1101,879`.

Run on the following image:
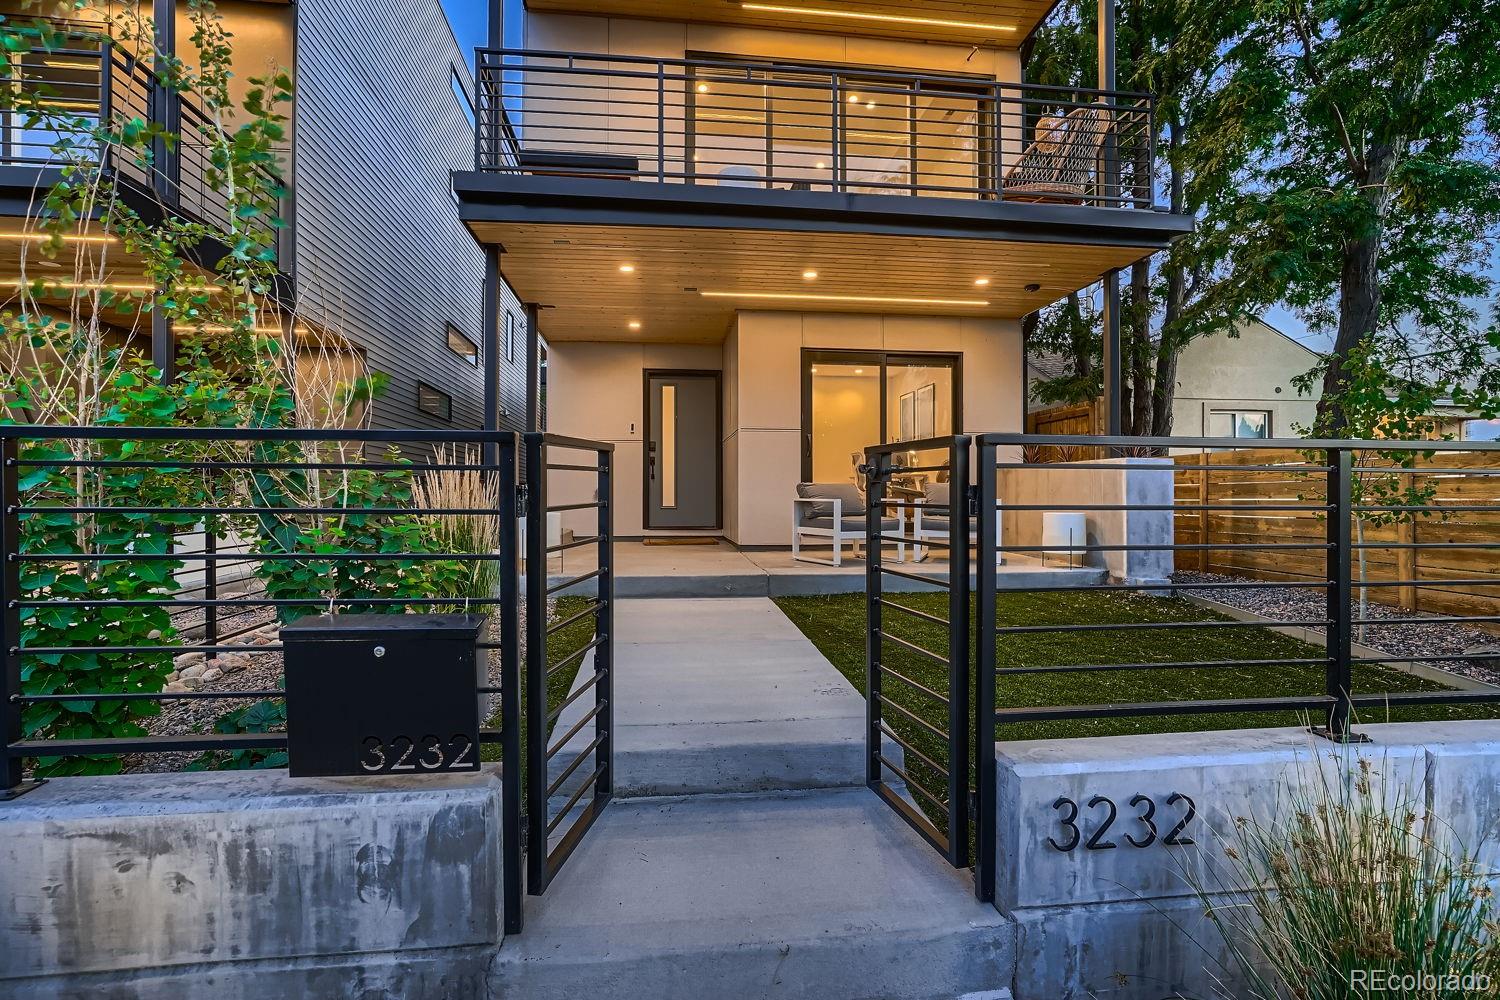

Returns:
472,221,1154,343
524,0,1053,47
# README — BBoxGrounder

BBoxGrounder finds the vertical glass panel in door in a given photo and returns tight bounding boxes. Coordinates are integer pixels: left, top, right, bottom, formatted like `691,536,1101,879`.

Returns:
808,362,880,486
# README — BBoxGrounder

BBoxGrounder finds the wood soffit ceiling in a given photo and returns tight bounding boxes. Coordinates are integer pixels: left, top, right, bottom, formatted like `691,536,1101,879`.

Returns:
524,0,1056,48
469,220,1155,343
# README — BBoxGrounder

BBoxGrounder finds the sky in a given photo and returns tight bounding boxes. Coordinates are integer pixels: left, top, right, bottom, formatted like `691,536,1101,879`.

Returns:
440,0,487,66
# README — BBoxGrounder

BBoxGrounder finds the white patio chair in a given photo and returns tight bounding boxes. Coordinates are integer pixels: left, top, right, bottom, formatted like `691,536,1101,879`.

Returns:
910,482,1004,566
792,483,901,567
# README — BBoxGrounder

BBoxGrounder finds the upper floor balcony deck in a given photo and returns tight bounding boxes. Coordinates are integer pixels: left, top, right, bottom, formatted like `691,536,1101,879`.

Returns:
0,16,288,262
473,49,1161,213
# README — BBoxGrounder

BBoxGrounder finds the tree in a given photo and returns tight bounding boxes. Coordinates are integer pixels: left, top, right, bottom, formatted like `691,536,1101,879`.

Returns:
1189,0,1500,435
1023,0,1242,437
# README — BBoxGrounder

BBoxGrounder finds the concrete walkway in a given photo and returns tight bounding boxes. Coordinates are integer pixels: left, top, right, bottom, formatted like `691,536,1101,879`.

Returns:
553,597,874,797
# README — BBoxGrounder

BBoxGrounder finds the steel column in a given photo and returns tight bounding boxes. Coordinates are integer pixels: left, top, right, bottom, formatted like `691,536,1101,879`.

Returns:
1101,271,1122,435
1322,448,1356,740
525,302,541,433
593,446,613,799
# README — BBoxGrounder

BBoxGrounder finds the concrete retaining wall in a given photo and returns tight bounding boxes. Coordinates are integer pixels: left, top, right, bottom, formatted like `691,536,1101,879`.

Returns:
999,458,1174,584
994,721,1500,999
0,768,506,1000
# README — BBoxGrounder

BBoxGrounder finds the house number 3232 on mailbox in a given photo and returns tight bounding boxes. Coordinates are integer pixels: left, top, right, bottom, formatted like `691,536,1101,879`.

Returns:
282,613,487,778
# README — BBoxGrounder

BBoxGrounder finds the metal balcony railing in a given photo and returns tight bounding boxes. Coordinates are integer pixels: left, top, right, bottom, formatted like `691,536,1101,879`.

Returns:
0,19,288,257
476,49,1159,210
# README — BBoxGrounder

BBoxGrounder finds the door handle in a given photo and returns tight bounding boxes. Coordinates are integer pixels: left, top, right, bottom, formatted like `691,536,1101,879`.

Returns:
649,455,656,481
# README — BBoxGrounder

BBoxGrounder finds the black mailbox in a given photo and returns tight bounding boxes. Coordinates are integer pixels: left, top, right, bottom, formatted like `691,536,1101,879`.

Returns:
283,613,486,778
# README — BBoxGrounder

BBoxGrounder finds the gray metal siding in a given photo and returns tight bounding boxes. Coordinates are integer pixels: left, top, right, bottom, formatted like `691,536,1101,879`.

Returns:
293,0,493,430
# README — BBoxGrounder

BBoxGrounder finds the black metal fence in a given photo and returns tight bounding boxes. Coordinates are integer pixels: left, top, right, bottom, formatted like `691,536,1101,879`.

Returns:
0,425,614,935
476,49,1157,209
863,433,1500,901
863,435,987,896
524,433,614,897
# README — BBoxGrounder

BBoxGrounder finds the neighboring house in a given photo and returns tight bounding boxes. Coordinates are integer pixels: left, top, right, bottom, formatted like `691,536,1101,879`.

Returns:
1029,318,1482,443
456,0,1193,544
0,0,524,431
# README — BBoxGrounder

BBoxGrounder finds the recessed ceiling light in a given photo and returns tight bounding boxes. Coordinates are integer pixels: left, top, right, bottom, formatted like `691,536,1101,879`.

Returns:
865,101,876,108
848,94,860,104
814,161,827,169
699,291,990,307
697,83,710,93
741,3,1017,34
854,368,865,375
803,270,818,280
628,320,642,330
974,277,991,287
619,265,636,273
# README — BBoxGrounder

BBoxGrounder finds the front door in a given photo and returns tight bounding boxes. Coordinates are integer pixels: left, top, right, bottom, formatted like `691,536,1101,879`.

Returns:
645,371,720,529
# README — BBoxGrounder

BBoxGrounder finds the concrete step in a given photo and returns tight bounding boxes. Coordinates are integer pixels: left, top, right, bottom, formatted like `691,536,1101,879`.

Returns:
497,787,1016,1000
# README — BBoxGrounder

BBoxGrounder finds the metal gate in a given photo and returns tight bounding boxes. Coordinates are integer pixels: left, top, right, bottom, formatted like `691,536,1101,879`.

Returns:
863,434,995,902
521,433,615,907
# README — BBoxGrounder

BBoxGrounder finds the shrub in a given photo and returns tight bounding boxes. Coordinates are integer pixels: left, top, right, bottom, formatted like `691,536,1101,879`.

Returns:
1193,750,1500,999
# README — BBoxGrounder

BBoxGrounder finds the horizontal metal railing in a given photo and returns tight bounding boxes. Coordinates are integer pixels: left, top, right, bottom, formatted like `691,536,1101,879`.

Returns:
476,49,1158,209
970,433,1500,738
0,20,287,257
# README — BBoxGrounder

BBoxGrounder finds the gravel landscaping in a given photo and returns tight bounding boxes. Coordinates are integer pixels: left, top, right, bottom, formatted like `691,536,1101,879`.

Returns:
1172,571,1500,687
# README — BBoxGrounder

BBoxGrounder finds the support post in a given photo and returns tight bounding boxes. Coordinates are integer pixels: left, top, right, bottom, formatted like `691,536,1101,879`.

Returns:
151,307,174,384
594,446,613,800
1318,448,1361,742
483,248,502,449
1101,270,1122,436
525,302,541,433
1096,0,1119,204
497,432,524,932
150,0,180,202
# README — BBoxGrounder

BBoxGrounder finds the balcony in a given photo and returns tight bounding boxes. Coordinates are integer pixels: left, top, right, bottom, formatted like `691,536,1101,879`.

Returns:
475,50,1159,211
0,18,287,260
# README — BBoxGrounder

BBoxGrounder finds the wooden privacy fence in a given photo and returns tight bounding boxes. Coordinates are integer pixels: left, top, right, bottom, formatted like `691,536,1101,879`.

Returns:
1025,402,1105,462
1174,447,1500,632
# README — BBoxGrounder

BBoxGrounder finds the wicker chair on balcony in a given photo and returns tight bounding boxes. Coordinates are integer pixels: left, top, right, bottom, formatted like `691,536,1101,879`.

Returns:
1001,103,1114,204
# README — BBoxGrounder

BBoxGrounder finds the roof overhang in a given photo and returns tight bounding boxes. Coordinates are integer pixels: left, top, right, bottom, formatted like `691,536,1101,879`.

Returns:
455,172,1193,344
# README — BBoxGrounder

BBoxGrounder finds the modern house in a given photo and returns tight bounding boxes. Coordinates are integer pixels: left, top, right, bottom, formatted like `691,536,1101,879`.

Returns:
0,0,523,431
455,0,1194,545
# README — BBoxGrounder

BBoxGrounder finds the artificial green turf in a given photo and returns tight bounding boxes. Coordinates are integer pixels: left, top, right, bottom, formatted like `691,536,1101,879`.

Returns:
775,590,1483,743
775,589,1489,830
481,595,597,765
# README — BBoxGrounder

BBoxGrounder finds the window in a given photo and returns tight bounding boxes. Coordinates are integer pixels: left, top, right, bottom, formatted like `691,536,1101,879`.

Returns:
1464,418,1500,442
446,323,479,366
801,349,960,484
505,311,516,363
417,382,452,421
1208,409,1271,439
451,68,476,129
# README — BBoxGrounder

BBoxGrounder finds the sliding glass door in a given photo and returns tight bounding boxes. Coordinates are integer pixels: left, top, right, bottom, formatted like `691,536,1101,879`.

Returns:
801,350,961,485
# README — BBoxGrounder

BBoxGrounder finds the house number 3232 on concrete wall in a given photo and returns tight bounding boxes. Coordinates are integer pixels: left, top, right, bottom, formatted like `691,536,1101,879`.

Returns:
1047,793,1197,852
